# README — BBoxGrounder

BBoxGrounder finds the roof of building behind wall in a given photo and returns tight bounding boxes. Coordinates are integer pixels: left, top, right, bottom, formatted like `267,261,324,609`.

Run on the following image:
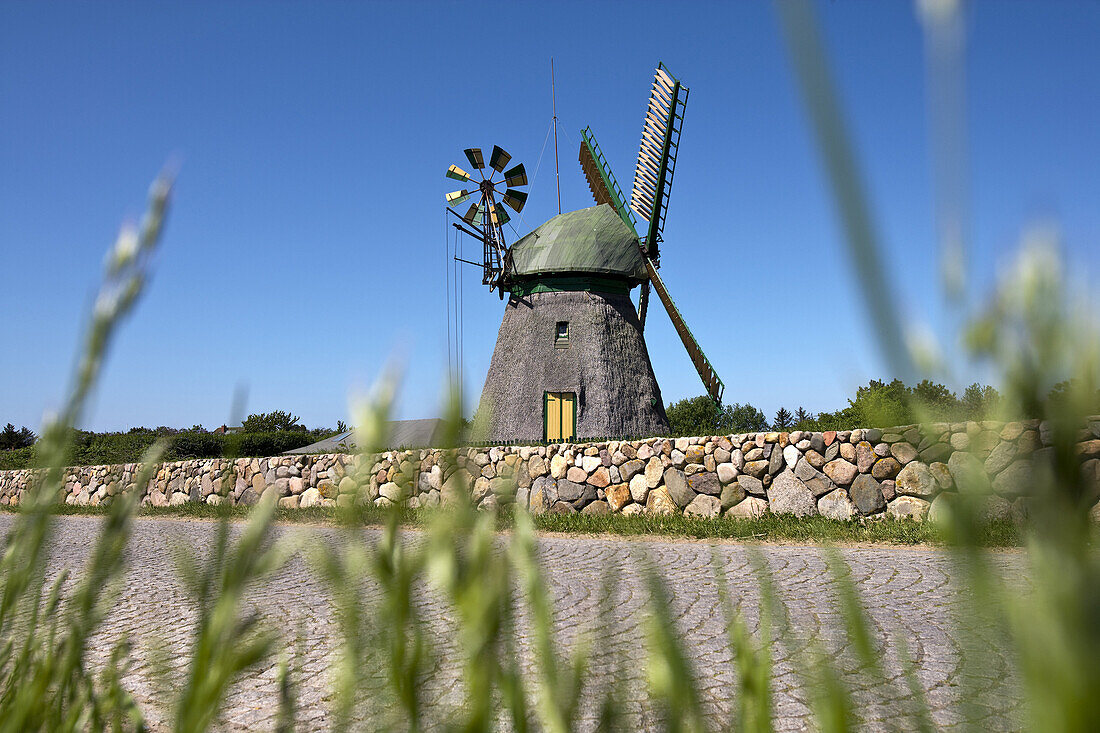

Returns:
508,204,648,283
283,418,445,454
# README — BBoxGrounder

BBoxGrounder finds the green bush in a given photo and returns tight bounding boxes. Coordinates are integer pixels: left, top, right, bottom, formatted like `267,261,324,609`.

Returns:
0,446,35,471
0,429,321,470
168,431,225,459
746,378,1010,434
235,431,315,457
241,410,307,433
69,430,158,466
666,396,769,437
665,396,721,436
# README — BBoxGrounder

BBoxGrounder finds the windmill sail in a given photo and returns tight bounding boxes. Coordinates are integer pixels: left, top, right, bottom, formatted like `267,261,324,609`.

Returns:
578,126,636,231
645,257,724,404
575,63,723,403
630,63,688,262
579,127,652,327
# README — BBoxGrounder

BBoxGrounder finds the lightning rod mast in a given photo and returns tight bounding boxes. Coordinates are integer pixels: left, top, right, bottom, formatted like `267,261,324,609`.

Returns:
552,58,561,215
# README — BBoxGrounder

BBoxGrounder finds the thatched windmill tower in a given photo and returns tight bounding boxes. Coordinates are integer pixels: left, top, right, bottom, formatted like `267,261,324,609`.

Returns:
445,63,722,443
475,204,668,441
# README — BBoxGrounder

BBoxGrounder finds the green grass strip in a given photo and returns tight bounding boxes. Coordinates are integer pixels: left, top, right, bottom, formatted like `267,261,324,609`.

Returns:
0,504,1024,547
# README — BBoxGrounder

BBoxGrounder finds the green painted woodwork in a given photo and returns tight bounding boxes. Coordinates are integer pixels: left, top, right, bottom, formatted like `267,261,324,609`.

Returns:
508,275,632,297
579,127,636,231
644,257,725,404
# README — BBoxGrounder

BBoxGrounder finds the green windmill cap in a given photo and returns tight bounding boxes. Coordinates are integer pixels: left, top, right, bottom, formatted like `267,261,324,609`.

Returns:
509,204,648,283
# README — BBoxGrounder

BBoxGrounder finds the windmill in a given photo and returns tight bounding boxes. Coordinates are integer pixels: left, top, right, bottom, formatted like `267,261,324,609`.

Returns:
449,62,719,443
445,145,528,297
578,62,725,404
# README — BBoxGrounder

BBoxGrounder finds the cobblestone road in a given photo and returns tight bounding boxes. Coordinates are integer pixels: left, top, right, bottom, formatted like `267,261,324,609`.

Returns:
3,516,1025,731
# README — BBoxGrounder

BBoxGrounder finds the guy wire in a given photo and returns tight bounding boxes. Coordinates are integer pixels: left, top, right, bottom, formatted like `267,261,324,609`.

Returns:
444,208,452,387
516,119,553,234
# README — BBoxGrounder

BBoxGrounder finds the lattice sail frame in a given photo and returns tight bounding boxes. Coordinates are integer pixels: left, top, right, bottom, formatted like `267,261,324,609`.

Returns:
629,62,688,264
579,126,635,230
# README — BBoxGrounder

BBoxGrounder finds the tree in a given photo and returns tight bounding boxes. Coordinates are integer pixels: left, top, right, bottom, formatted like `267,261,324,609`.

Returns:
794,406,813,427
909,379,959,422
336,420,348,433
665,396,724,437
726,403,769,433
1046,380,1100,416
849,379,912,428
667,397,770,437
0,423,37,450
773,407,794,430
961,383,1002,420
241,411,306,433
812,406,861,431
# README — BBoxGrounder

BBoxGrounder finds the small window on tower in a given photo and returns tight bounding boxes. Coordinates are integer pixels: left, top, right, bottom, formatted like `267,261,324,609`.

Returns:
555,321,569,348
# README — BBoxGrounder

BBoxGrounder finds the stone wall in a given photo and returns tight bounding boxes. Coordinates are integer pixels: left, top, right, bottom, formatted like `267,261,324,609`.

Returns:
2,419,1099,521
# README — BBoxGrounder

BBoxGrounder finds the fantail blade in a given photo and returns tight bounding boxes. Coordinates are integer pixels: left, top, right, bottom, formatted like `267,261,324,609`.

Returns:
446,165,471,182
489,145,512,173
502,189,528,213
446,189,472,206
464,148,485,170
503,163,527,187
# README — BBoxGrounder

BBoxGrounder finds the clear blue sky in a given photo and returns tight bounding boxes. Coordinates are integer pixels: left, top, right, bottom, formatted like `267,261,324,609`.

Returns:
2,1,1098,433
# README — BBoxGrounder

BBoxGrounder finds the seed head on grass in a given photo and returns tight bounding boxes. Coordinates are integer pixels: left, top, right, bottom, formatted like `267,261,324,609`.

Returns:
0,171,172,731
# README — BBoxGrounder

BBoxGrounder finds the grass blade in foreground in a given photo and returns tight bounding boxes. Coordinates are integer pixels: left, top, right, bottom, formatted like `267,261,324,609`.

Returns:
714,552,773,733
171,493,294,733
0,172,172,732
778,1,1100,729
643,566,706,732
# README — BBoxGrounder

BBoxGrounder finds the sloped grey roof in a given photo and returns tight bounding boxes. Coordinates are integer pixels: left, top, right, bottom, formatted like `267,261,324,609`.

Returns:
509,204,648,282
386,418,445,449
283,419,445,454
282,430,355,455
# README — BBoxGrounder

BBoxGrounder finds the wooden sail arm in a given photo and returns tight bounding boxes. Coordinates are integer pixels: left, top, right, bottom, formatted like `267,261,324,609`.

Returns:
637,279,651,330
644,258,725,404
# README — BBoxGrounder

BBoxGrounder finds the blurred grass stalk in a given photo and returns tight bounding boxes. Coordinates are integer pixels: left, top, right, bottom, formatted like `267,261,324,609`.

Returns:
0,171,299,732
778,2,1100,732
0,172,173,731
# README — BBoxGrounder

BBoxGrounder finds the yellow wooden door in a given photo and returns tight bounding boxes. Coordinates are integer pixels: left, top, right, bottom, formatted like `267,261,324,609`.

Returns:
544,392,576,442
559,393,575,441
546,392,561,441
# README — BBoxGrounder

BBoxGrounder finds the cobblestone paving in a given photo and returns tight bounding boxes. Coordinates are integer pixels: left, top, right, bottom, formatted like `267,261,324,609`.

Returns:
2,516,1025,731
